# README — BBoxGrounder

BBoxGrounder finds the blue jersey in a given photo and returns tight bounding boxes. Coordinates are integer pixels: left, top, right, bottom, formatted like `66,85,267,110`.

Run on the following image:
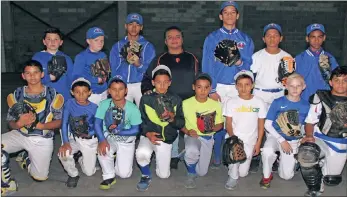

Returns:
295,48,339,101
32,51,74,100
72,48,108,94
61,98,98,143
202,27,254,92
266,96,310,140
110,36,156,83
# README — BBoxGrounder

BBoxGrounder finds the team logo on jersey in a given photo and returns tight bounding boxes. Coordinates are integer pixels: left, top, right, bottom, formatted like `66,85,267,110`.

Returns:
234,105,259,113
311,24,320,29
237,41,246,49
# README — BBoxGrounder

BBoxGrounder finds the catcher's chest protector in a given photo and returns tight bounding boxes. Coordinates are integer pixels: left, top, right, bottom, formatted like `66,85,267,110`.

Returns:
8,87,62,136
313,91,347,136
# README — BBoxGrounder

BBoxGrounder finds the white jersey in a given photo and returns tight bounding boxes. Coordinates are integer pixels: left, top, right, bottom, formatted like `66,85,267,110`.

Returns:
223,96,267,145
251,49,292,89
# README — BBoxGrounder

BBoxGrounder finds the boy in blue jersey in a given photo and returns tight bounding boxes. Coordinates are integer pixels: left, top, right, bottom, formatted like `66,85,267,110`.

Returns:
73,27,109,105
95,76,142,190
260,73,309,189
202,1,255,169
295,23,339,101
110,13,156,106
32,27,74,100
58,77,98,188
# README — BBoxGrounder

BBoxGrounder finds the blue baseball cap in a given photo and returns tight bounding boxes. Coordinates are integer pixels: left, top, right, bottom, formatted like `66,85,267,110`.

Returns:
108,75,127,88
263,23,282,36
86,27,105,39
306,23,325,36
126,13,143,25
220,1,239,12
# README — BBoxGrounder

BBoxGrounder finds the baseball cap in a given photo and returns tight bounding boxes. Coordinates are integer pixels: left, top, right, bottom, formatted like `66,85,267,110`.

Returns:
306,23,325,36
126,13,143,25
86,27,105,39
263,23,282,36
234,70,254,82
108,75,127,88
152,65,172,78
220,1,239,12
71,77,91,89
194,73,212,84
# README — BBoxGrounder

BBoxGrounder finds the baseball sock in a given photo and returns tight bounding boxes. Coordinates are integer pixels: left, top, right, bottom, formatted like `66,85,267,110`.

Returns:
139,165,151,177
213,129,226,164
186,163,197,174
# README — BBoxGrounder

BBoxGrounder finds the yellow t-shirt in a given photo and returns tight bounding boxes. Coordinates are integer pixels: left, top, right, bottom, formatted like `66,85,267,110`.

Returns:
183,96,223,136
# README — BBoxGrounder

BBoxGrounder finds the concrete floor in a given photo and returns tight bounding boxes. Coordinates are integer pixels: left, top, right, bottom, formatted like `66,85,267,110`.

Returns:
1,73,347,196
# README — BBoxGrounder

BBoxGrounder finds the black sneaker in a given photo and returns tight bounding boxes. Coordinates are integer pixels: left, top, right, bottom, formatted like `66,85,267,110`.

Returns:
99,178,116,190
66,176,80,188
73,151,82,163
170,157,180,169
249,156,260,173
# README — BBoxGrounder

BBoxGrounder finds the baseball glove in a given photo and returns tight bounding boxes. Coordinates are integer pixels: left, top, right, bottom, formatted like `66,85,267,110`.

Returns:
277,56,296,86
214,39,240,66
276,110,302,138
318,54,332,84
91,58,111,80
330,102,347,131
69,115,90,138
9,101,38,132
223,135,247,165
196,111,216,134
154,94,174,122
120,41,142,65
104,105,125,134
47,55,67,82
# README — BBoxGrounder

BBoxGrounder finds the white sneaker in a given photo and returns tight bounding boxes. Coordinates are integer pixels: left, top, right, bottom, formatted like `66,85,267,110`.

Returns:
225,177,238,190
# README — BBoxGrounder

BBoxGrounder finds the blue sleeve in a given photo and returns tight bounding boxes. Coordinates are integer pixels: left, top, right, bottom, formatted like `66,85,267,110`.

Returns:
295,54,310,80
236,36,254,71
32,53,51,85
95,117,106,142
118,125,140,136
73,53,98,84
329,55,339,70
202,36,217,92
135,42,156,73
65,56,74,86
110,43,120,77
61,102,70,143
266,99,279,121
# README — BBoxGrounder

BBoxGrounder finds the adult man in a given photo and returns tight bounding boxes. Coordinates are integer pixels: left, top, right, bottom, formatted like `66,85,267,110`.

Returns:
295,23,339,101
141,26,199,169
202,1,254,168
110,13,156,106
298,66,347,197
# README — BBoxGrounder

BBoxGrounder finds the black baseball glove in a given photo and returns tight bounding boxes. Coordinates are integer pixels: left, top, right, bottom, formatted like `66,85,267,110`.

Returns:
9,102,38,132
120,41,142,64
69,115,90,138
154,94,175,122
214,39,241,66
223,135,247,165
47,55,67,82
91,58,111,81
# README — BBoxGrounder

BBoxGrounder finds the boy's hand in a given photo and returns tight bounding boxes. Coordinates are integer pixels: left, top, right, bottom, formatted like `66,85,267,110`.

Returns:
167,111,175,123
58,143,72,160
253,143,261,156
235,59,243,66
49,74,57,81
280,141,293,154
17,112,36,128
146,132,163,145
209,92,221,102
98,77,106,84
98,140,110,156
187,129,199,138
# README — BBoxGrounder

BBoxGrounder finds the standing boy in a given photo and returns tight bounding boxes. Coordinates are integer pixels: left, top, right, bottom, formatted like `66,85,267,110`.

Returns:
181,73,224,189
58,77,98,188
135,65,185,191
222,70,266,190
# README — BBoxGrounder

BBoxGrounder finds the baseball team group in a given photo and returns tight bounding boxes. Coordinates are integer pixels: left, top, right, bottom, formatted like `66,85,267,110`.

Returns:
1,1,346,196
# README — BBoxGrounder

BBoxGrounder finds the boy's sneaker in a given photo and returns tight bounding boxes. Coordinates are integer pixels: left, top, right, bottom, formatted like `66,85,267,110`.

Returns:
259,174,273,189
1,179,18,196
225,177,238,190
15,151,26,162
249,156,260,173
170,157,180,169
73,151,82,163
99,178,116,190
66,175,80,188
210,160,221,169
136,175,152,192
184,173,197,189
304,191,322,197
19,152,30,170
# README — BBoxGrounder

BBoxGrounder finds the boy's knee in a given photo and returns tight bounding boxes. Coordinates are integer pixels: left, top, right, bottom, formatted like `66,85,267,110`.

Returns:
135,148,151,165
157,171,170,179
118,170,132,179
261,147,276,157
239,170,249,178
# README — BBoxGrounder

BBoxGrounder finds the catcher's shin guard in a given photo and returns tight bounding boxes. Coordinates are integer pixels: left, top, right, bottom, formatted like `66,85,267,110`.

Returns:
300,164,323,192
323,175,342,186
2,149,18,196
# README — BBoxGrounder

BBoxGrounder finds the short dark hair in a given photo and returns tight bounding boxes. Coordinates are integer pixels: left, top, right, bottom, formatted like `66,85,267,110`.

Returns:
108,78,127,89
194,73,212,85
236,74,253,84
22,60,43,73
164,26,184,39
71,81,91,91
330,66,347,80
152,69,171,80
43,27,63,40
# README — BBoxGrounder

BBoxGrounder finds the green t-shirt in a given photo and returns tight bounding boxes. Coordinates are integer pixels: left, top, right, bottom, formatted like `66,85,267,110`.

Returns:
95,99,142,132
182,96,223,136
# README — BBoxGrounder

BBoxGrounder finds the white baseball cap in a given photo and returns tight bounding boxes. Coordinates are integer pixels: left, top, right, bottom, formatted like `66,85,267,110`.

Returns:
234,70,254,82
152,65,172,78
71,77,91,88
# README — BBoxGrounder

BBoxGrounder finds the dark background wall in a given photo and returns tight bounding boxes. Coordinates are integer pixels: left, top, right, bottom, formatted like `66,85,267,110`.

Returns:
2,1,347,73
